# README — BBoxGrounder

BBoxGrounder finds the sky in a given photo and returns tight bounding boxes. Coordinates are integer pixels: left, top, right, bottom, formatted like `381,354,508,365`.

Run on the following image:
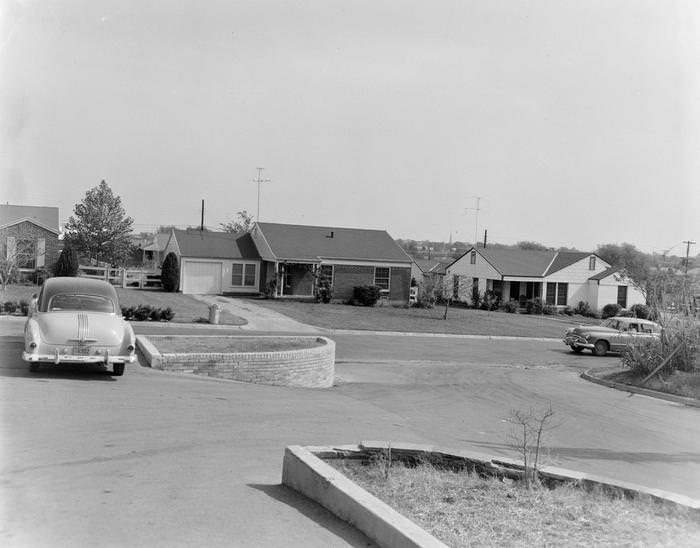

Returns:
1,0,699,255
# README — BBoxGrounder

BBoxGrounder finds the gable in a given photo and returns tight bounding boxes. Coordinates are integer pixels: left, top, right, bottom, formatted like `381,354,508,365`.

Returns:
0,204,59,234
171,230,260,260
253,222,411,263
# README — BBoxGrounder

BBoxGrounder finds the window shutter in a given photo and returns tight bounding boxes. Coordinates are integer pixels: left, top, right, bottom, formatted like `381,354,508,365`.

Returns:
37,238,46,268
6,236,15,260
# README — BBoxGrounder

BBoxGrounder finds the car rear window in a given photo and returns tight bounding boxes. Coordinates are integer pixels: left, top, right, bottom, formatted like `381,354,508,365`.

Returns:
47,294,115,313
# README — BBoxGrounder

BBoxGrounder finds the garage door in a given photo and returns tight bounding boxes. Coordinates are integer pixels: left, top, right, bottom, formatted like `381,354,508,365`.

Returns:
183,261,222,294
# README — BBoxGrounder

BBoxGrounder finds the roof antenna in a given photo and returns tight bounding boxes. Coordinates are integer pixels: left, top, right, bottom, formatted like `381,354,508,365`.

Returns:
326,231,334,239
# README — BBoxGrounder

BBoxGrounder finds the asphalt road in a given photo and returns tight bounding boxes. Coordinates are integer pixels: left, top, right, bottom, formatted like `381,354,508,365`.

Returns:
2,318,699,547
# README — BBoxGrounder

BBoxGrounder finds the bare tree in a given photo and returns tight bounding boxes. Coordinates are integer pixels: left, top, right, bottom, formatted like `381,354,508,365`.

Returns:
506,404,557,488
220,210,254,233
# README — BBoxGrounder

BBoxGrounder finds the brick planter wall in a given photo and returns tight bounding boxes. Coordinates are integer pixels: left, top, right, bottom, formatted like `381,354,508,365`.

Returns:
145,336,335,388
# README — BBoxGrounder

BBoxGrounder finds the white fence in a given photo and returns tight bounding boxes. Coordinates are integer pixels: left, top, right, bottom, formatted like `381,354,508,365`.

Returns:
77,265,161,289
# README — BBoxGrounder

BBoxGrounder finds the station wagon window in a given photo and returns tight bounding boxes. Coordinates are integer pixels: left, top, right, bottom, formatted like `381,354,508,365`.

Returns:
374,267,390,291
589,256,596,270
48,294,115,313
232,263,257,287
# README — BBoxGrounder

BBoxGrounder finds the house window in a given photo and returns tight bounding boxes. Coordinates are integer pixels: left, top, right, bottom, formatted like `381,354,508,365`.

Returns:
16,238,36,269
320,265,334,285
546,283,556,305
232,263,257,287
470,250,476,264
556,283,568,306
589,256,596,270
617,286,627,308
374,267,390,290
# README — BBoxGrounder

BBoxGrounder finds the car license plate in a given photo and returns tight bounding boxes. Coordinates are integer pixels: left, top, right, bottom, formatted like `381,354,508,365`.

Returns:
72,346,92,355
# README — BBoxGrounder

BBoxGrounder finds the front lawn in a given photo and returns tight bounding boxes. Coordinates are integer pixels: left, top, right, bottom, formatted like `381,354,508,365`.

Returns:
604,369,700,401
249,299,598,338
0,284,246,325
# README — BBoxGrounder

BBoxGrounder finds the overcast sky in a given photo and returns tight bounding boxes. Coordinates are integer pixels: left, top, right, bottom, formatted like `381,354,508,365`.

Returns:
1,0,698,254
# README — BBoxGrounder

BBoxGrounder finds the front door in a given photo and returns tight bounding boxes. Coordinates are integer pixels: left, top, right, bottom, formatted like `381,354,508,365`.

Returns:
509,281,520,302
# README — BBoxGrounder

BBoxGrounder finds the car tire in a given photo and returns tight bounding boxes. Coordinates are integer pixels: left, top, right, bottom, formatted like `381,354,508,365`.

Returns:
112,363,125,376
570,345,583,354
29,363,40,373
592,341,609,357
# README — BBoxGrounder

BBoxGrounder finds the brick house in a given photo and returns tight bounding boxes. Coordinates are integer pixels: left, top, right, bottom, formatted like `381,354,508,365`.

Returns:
0,204,61,281
251,222,413,303
445,246,645,312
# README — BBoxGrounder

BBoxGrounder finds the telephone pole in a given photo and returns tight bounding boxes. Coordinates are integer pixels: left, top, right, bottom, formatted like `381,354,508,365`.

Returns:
253,167,271,221
682,240,696,313
465,197,483,246
683,240,696,276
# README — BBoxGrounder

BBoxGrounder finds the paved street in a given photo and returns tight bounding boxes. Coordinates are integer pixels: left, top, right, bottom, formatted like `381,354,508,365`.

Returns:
2,315,700,547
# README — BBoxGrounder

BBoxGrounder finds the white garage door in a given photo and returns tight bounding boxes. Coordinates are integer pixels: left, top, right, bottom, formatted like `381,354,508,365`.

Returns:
183,261,222,294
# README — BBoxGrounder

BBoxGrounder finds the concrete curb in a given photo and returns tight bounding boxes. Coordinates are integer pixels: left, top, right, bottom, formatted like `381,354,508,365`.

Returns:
324,329,559,342
282,442,700,548
135,335,162,368
581,368,700,409
282,445,448,548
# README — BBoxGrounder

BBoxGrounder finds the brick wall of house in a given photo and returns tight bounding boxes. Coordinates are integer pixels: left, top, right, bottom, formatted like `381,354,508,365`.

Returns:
0,221,61,272
332,264,374,300
390,267,411,302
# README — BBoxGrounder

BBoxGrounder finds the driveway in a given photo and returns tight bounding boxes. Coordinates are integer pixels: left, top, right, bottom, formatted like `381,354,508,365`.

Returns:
2,309,700,547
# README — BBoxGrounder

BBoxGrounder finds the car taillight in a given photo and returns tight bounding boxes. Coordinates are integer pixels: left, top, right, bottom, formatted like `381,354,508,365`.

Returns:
29,342,37,349
127,344,135,352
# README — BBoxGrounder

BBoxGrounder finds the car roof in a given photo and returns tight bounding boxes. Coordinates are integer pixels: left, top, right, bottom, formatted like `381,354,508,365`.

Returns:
611,316,658,326
41,277,119,301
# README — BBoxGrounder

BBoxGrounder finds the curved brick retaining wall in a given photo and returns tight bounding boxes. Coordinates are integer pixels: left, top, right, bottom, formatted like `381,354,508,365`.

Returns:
138,335,335,388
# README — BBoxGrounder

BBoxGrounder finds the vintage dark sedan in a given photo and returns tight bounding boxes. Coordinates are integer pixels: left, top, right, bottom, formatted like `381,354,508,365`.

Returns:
563,316,662,356
23,277,136,375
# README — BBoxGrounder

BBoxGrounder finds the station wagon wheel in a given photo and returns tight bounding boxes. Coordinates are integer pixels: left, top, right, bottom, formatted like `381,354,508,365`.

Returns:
592,340,609,356
570,345,583,354
112,363,125,376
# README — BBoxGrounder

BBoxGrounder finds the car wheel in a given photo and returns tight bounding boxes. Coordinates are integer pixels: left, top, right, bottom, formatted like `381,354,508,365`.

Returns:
570,345,583,354
592,340,609,356
29,363,40,373
112,363,125,376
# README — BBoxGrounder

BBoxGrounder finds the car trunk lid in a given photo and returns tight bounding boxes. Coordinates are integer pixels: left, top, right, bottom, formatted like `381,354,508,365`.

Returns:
39,312,123,346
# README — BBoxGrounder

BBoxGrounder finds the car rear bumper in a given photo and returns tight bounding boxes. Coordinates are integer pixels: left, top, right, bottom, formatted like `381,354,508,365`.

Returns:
22,352,136,364
563,335,594,349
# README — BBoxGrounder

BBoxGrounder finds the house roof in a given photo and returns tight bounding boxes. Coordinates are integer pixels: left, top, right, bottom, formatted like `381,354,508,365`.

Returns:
171,229,260,260
0,204,59,233
588,267,618,281
142,233,170,252
452,247,600,278
252,222,412,264
414,259,447,275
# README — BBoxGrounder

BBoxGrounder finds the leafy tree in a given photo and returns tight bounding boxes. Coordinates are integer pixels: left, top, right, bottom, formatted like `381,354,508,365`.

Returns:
596,243,651,290
53,245,79,277
220,210,254,233
63,180,135,266
161,252,180,292
517,241,550,251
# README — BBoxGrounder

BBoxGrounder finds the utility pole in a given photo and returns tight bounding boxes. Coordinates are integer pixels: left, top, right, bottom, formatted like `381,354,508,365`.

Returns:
683,240,696,276
253,167,271,221
465,197,483,246
682,240,696,314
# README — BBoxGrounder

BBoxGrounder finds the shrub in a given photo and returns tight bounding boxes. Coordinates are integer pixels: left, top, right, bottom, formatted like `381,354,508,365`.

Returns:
525,298,544,315
54,246,79,277
479,290,500,311
501,300,519,313
161,252,180,292
574,301,591,317
601,303,621,319
4,301,17,314
19,300,29,315
471,286,480,309
314,272,333,304
149,307,162,321
560,306,574,316
629,303,650,319
352,285,381,306
161,307,175,321
542,303,556,315
133,305,151,321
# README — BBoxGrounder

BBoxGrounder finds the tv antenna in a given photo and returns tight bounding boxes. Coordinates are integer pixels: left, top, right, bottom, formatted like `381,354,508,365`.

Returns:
253,167,271,221
465,196,483,245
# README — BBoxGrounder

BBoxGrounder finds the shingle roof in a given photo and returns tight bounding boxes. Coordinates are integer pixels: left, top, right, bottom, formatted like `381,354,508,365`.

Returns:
477,248,558,277
588,267,617,281
253,222,412,263
142,233,170,252
414,259,448,275
172,230,260,260
0,204,59,233
544,252,592,276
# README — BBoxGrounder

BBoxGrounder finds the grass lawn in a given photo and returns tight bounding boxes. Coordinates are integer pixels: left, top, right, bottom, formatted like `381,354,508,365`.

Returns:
249,299,598,338
604,369,700,401
0,284,246,325
335,460,700,547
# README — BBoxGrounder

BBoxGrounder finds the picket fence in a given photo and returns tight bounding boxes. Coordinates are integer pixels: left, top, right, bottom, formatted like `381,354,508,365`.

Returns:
77,265,161,289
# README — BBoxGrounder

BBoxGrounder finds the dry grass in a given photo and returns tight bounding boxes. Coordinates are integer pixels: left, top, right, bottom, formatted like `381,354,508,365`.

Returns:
249,299,597,338
149,335,324,354
335,460,700,547
605,369,700,400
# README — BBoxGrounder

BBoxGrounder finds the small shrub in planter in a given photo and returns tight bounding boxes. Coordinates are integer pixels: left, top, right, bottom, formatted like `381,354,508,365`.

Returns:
629,303,650,319
149,307,163,321
501,300,519,313
133,305,151,321
20,300,29,316
601,303,622,319
4,301,17,314
352,285,381,307
161,307,175,321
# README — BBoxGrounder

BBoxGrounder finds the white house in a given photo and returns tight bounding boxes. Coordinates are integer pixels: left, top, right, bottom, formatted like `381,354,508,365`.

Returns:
445,247,645,312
